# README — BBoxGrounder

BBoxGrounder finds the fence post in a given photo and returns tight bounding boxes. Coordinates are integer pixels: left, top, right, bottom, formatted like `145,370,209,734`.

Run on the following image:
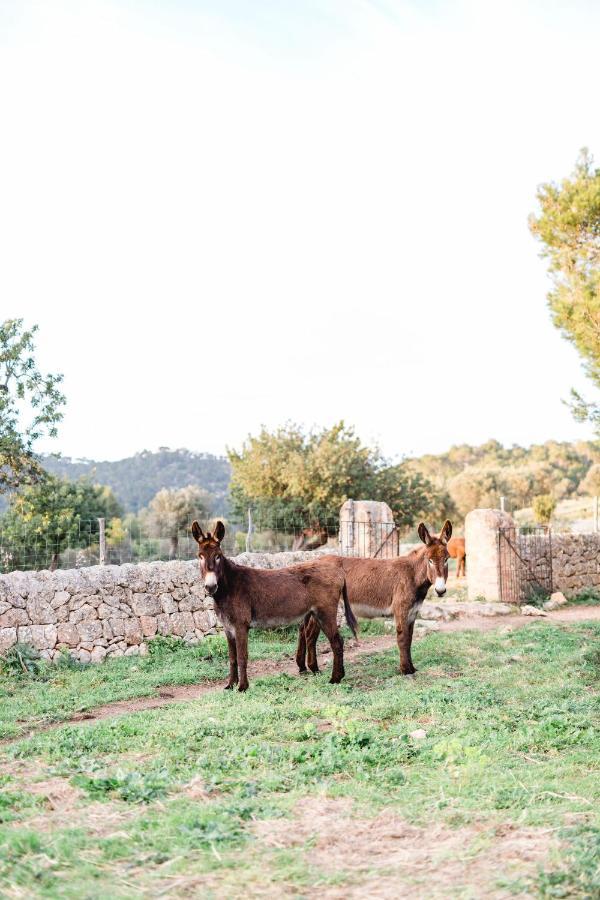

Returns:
246,508,253,553
98,518,106,565
595,496,599,533
500,496,506,512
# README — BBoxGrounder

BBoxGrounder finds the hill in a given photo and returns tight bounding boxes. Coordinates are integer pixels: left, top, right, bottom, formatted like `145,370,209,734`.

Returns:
404,439,600,518
42,448,231,513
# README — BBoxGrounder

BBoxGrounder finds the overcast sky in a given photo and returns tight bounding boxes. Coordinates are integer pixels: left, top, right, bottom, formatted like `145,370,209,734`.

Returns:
2,0,600,463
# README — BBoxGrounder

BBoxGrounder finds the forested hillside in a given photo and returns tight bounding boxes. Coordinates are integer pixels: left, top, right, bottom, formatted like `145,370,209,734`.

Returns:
405,439,600,516
42,448,231,513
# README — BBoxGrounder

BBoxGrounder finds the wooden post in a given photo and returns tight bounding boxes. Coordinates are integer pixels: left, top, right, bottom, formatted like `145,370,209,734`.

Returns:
595,496,599,533
500,496,506,512
98,517,106,565
246,508,253,553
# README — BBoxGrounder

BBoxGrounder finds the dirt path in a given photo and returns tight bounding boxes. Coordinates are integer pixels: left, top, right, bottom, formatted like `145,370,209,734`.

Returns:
3,606,599,744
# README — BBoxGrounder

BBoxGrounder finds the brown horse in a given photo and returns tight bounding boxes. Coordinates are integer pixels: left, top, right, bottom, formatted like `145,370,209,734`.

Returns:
192,520,357,691
447,537,466,577
296,520,452,677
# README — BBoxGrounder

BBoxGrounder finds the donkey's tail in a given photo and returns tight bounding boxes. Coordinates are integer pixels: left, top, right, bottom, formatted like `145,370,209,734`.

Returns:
342,579,358,639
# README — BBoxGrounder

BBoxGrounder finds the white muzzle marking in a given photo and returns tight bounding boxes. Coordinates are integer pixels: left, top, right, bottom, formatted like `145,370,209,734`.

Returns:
434,577,446,594
204,572,218,590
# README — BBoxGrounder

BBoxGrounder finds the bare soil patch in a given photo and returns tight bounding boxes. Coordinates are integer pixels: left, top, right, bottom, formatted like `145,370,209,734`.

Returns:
252,797,559,899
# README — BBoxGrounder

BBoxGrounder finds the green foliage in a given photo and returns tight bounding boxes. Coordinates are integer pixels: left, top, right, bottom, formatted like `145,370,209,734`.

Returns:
142,484,213,556
0,475,123,570
406,438,600,516
228,421,451,529
0,319,65,492
532,493,556,524
529,149,600,426
1,643,42,678
147,635,184,656
532,826,600,898
570,586,600,606
42,447,230,514
73,769,172,804
578,462,600,496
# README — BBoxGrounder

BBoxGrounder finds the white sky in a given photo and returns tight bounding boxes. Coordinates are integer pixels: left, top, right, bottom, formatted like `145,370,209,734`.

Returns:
2,0,600,463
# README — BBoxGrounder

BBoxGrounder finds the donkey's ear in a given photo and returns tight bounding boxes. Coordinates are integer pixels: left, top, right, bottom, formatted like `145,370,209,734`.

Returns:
191,521,205,543
418,523,432,546
440,520,452,544
213,520,225,543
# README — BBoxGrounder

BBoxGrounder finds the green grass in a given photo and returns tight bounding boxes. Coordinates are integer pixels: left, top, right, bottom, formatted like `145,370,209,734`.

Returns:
0,631,298,740
0,621,599,896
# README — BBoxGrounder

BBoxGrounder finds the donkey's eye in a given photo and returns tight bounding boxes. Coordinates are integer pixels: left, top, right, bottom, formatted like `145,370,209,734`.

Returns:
215,554,221,562
428,559,434,566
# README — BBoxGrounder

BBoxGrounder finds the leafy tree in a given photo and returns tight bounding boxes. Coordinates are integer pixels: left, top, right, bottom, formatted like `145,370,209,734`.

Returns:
532,494,556,525
143,485,213,557
228,422,444,530
529,149,600,424
0,319,65,491
578,462,600,496
0,476,123,571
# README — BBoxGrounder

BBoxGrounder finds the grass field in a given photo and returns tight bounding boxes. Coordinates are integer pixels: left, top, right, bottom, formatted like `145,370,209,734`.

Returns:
0,619,599,897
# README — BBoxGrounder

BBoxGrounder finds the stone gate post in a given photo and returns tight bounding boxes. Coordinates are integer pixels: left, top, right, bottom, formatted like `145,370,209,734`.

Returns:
465,508,515,602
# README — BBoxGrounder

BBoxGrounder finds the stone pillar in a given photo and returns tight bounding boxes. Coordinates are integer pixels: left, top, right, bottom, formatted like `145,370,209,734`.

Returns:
339,500,398,557
465,508,515,602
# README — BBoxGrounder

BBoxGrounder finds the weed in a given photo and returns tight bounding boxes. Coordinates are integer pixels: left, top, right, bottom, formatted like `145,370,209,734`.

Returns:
1,643,42,678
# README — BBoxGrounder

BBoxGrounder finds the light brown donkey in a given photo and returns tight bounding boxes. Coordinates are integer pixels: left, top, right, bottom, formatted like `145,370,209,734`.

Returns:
192,520,357,691
296,520,452,677
447,537,466,577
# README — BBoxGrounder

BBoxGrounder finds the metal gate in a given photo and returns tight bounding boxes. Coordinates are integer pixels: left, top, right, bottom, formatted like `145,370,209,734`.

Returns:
498,526,553,604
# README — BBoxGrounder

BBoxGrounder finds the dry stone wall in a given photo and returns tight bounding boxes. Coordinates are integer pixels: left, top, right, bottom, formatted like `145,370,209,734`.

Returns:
551,534,600,596
0,550,328,663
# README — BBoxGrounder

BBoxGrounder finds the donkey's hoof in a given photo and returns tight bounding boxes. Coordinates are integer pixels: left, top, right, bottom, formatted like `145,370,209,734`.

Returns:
298,667,309,676
238,682,249,692
224,682,236,690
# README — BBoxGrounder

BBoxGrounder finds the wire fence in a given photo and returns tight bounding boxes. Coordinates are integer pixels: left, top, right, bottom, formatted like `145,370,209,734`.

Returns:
0,513,408,574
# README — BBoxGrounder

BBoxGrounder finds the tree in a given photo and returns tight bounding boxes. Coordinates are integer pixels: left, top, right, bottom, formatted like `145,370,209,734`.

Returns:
228,422,443,530
0,320,65,492
532,494,556,525
0,476,123,571
578,462,600,496
529,149,600,423
143,485,213,557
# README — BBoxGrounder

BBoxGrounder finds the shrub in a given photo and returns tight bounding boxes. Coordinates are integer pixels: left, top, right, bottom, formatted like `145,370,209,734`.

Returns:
532,494,556,525
147,635,184,656
0,643,42,678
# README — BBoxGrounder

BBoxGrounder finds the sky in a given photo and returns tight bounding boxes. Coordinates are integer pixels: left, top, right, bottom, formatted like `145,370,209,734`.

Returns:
2,0,600,463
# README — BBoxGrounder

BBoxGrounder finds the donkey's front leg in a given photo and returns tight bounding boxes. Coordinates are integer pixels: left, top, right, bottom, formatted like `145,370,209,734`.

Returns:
235,624,250,692
224,630,239,690
395,614,416,676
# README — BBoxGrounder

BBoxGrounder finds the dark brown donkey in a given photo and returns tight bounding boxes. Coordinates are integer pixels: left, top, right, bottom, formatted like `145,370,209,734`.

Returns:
296,520,452,677
192,520,357,691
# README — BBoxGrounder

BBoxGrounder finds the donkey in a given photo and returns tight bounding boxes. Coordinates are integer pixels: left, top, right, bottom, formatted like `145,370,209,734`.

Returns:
448,536,466,577
292,526,329,551
296,520,452,677
192,520,357,691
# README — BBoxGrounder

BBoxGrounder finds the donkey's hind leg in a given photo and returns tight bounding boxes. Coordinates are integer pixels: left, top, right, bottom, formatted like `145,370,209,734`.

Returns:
314,611,345,684
296,619,308,674
305,615,321,674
